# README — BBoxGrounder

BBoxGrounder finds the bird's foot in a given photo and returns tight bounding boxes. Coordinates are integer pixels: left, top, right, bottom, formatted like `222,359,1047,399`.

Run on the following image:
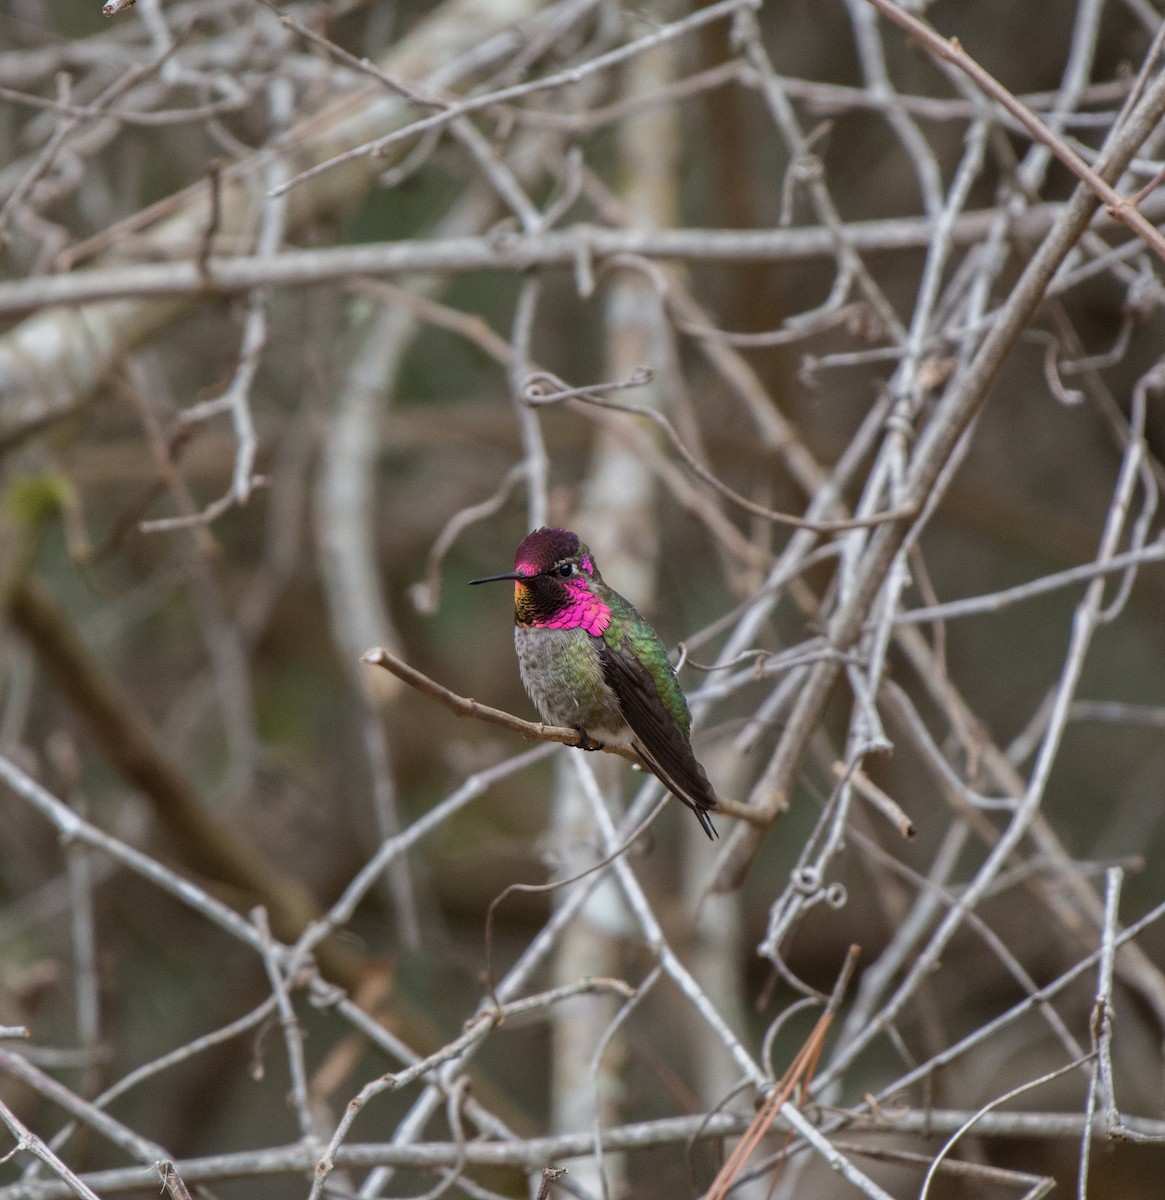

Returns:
572,726,605,752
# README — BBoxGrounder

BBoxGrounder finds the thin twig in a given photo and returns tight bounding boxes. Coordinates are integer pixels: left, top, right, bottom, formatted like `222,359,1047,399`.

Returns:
864,0,1165,262
269,0,756,197
522,370,918,533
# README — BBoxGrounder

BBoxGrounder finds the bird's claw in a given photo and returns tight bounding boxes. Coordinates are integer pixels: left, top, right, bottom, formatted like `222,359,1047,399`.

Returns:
572,726,605,752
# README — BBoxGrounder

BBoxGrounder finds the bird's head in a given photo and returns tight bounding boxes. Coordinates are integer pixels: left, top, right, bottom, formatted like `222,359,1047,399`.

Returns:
470,527,609,634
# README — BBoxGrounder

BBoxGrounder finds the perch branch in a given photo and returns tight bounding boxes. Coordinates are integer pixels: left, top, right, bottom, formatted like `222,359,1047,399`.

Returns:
360,647,763,826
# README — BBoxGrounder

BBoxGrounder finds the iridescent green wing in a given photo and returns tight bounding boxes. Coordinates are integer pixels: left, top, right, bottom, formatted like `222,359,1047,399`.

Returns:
597,592,718,839
600,589,692,736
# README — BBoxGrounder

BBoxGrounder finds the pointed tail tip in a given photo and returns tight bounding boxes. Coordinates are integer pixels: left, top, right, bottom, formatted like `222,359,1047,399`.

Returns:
697,807,719,840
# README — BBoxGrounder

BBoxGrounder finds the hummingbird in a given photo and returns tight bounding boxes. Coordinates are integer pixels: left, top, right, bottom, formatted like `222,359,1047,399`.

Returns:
469,527,719,839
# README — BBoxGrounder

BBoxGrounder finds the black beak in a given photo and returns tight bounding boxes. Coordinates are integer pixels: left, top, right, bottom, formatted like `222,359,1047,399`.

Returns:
469,570,528,585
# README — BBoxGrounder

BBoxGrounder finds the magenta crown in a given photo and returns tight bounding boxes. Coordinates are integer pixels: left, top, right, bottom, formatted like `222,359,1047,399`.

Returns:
514,527,583,575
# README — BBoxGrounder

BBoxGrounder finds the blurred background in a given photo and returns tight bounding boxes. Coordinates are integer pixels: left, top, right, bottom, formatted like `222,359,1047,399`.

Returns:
2,0,1165,1196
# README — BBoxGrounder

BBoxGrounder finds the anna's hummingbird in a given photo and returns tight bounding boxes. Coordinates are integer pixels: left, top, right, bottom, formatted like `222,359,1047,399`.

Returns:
470,527,719,839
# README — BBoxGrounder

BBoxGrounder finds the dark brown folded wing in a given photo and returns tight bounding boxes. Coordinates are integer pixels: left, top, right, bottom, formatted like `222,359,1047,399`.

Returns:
596,638,718,839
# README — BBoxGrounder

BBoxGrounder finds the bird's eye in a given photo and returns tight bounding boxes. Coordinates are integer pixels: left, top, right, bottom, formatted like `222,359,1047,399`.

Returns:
557,563,575,578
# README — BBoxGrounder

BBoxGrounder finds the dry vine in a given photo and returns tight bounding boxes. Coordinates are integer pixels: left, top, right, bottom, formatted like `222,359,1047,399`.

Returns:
2,1,1165,1199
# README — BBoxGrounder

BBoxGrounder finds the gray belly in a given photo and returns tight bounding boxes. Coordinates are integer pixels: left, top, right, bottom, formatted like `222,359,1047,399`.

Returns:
514,627,630,742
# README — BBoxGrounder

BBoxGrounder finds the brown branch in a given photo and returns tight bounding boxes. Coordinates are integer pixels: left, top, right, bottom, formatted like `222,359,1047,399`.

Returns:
361,647,631,754
360,647,763,826
704,946,861,1200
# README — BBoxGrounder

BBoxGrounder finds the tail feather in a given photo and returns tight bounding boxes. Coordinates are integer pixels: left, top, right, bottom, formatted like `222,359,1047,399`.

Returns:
634,739,719,840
